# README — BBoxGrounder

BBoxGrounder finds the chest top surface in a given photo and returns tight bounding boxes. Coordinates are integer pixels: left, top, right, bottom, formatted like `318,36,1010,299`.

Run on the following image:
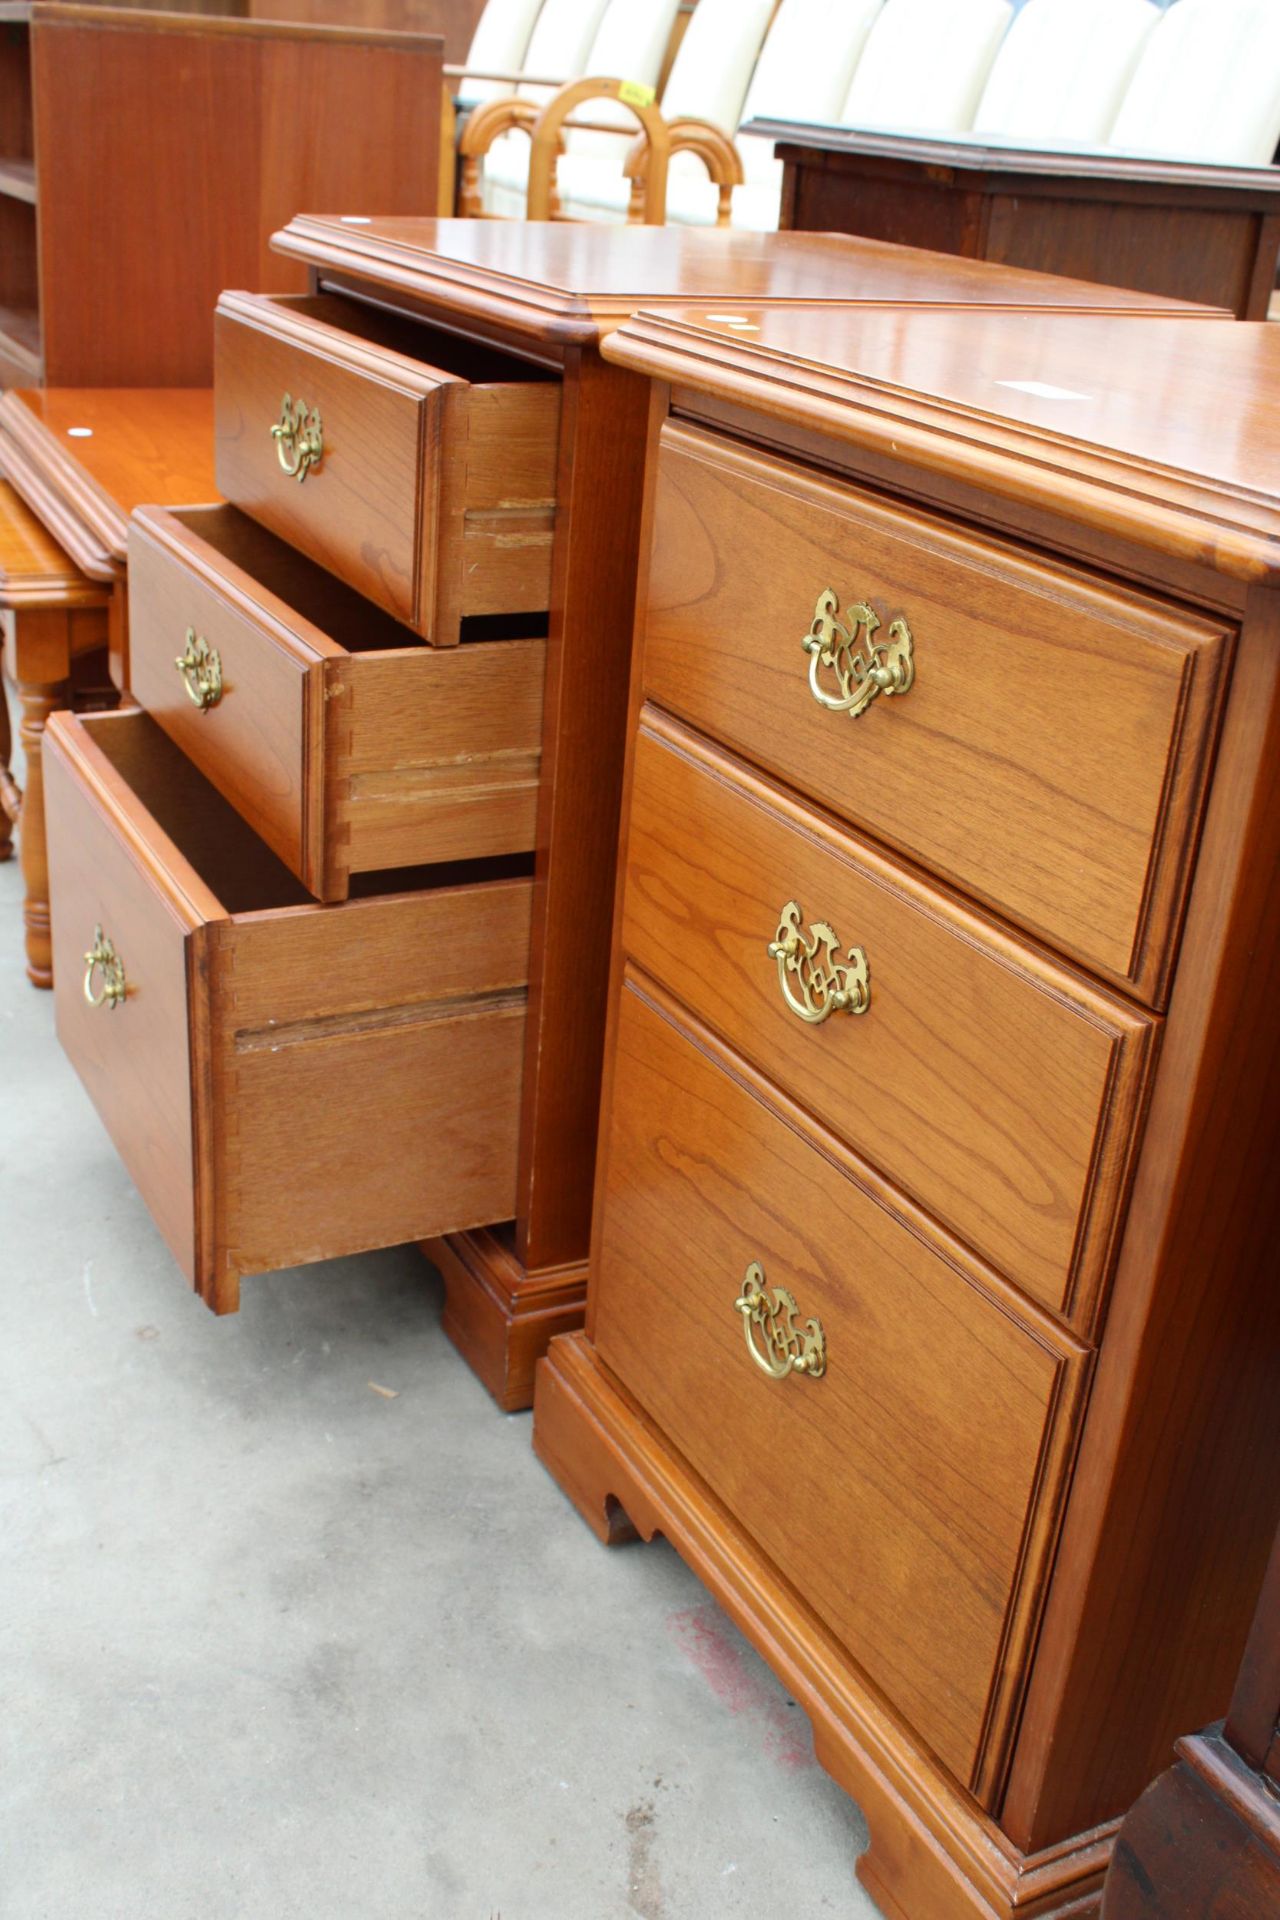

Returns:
270,218,1225,348
0,389,219,562
602,305,1280,584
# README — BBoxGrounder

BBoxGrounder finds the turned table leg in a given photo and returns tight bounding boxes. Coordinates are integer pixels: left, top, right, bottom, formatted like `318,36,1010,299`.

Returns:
14,676,63,987
0,682,17,862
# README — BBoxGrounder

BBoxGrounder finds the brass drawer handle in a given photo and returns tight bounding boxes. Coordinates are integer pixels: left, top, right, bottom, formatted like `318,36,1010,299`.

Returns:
803,589,913,718
174,628,222,711
84,925,127,1009
270,392,323,482
734,1263,826,1381
768,900,869,1025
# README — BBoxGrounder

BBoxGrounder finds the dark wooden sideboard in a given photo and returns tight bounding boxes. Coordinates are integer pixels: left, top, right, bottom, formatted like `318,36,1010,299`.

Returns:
0,3,444,387
1103,1524,1280,1916
754,119,1280,320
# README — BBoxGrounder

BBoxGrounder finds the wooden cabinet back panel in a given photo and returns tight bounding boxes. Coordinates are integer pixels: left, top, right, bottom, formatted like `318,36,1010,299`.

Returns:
642,423,1230,999
622,717,1155,1328
44,718,204,1281
592,981,1084,1790
31,23,443,386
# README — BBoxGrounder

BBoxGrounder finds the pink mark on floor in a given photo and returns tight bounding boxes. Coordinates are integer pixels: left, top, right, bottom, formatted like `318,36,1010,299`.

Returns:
666,1603,814,1771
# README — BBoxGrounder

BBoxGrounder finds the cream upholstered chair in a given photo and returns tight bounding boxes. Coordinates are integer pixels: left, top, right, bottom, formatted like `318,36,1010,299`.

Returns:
656,0,888,230
649,0,1008,229
836,0,1015,136
1109,0,1280,165
972,0,1159,147
453,0,547,109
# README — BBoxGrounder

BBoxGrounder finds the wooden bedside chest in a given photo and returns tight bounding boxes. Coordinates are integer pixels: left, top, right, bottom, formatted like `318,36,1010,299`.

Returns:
36,221,1226,1383
533,308,1280,1918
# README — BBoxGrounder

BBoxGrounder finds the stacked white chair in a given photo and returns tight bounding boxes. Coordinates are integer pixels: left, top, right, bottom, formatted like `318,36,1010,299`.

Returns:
487,0,685,218
478,0,616,215
553,0,780,223
659,0,888,229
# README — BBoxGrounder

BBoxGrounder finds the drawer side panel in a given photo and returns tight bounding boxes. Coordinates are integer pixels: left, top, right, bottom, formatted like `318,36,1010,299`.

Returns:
44,720,202,1281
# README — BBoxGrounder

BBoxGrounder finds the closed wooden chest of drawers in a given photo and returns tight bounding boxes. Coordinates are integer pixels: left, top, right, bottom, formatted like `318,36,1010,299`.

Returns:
533,310,1280,1918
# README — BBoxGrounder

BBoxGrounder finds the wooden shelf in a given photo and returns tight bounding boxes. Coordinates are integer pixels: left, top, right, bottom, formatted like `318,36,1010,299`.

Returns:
0,302,41,377
0,155,34,201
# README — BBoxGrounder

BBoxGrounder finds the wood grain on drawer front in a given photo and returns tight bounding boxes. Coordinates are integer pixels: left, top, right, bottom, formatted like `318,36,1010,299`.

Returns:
211,882,532,1280
44,711,218,1283
128,504,545,902
214,291,559,643
621,715,1155,1331
42,709,533,1312
642,423,1232,1002
591,980,1089,1799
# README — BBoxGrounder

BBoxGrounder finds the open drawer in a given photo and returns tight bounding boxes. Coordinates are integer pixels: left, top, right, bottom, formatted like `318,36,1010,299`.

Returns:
214,289,562,643
44,707,532,1314
127,503,546,902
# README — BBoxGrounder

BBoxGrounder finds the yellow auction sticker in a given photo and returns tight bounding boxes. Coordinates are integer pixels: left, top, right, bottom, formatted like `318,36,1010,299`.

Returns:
618,80,657,109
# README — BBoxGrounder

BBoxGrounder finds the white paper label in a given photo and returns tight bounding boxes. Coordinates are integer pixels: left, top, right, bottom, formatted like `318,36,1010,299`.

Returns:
996,379,1092,402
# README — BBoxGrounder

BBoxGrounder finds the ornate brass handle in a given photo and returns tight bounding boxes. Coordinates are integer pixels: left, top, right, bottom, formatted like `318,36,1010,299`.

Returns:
803,588,913,718
270,393,323,482
174,628,222,711
83,925,127,1009
768,900,869,1025
734,1263,825,1381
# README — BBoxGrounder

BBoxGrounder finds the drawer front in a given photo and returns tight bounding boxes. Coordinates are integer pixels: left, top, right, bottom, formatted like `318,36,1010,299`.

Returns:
44,715,209,1282
592,981,1086,1796
215,291,449,634
43,709,533,1310
642,423,1231,1000
621,716,1154,1329
215,292,561,645
128,505,546,903
128,509,316,885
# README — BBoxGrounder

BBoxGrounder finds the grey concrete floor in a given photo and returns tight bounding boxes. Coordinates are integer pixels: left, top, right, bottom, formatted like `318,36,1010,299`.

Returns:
0,714,881,1920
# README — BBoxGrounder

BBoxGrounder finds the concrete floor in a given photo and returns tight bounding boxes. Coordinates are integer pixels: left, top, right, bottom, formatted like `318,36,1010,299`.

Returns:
0,726,881,1918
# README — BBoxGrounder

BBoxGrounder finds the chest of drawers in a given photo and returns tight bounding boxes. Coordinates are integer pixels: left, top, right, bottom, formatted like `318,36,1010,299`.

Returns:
42,221,1222,1388
533,309,1280,1917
